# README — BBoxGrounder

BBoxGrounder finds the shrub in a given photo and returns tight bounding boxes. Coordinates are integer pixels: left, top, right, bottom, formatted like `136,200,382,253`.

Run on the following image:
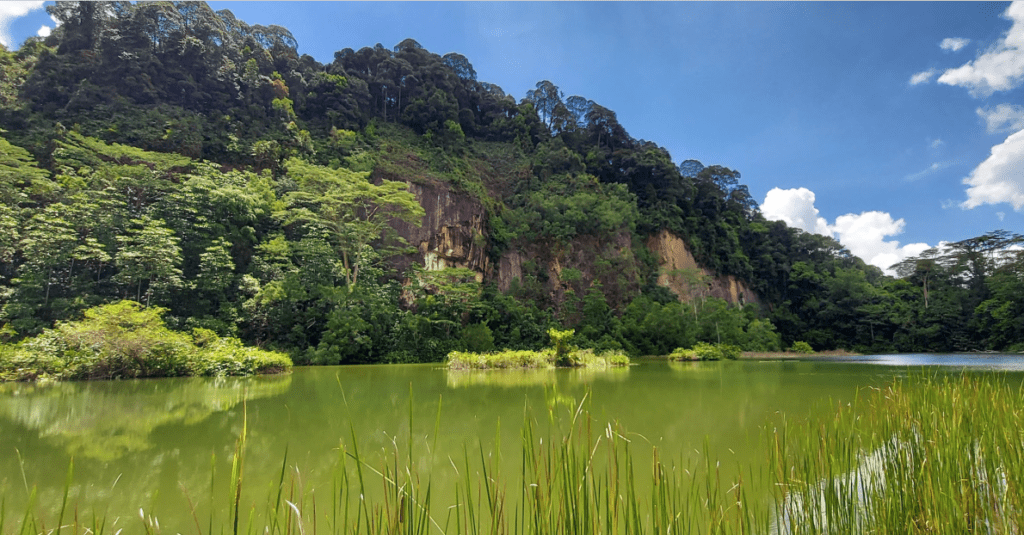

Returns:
789,341,814,354
692,342,722,361
719,344,742,360
0,301,291,382
548,328,576,366
461,323,496,352
668,347,699,361
601,350,631,367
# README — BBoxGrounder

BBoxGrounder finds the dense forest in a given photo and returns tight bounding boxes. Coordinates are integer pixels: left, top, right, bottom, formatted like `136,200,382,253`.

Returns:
0,1,1021,365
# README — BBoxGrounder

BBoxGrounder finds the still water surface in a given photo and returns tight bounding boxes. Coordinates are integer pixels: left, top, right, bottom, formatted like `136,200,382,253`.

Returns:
0,354,1020,530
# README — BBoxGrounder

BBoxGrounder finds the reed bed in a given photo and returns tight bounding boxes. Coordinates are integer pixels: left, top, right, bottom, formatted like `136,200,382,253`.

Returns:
4,372,1024,534
771,372,1024,534
446,349,630,370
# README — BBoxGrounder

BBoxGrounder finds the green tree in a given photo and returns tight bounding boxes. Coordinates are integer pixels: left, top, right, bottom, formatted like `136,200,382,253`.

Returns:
114,217,184,306
282,158,423,291
0,134,54,206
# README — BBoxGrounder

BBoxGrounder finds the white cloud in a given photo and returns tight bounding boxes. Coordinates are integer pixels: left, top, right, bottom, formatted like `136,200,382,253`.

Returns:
998,211,1006,221
761,188,930,274
36,25,49,38
761,187,831,236
909,69,937,85
977,103,1024,133
961,128,1024,211
930,139,945,149
905,161,953,182
0,1,44,48
937,2,1024,96
831,212,931,274
940,37,971,52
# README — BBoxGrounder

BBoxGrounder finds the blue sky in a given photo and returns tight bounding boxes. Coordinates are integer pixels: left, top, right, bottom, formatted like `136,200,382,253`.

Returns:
2,2,1023,273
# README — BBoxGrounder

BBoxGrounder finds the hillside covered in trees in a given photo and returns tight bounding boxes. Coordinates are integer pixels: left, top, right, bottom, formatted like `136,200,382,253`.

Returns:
0,1,1021,364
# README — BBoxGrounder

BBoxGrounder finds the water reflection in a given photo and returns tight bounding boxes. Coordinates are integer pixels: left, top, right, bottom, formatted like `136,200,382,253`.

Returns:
668,360,721,373
0,375,291,460
837,353,1024,371
2,356,1019,531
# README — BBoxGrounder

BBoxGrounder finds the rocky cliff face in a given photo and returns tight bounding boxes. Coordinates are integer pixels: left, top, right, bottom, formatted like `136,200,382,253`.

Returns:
387,178,489,282
646,229,759,306
388,180,758,308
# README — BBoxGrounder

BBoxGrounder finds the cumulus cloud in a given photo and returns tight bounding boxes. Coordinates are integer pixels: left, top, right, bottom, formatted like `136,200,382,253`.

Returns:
36,25,49,38
961,128,1024,211
940,37,971,52
937,2,1024,96
0,1,44,48
761,187,831,236
831,212,932,274
930,139,945,149
909,69,938,85
761,188,931,274
977,103,1024,133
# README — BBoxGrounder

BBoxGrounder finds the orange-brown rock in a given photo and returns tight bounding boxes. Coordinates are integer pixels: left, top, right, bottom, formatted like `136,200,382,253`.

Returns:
646,229,759,306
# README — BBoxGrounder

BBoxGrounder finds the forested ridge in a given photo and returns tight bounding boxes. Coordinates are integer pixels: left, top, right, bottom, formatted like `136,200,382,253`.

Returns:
0,1,1021,365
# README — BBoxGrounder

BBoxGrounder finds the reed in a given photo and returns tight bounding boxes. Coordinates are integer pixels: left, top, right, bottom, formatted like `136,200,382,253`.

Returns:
446,349,630,370
771,373,1024,534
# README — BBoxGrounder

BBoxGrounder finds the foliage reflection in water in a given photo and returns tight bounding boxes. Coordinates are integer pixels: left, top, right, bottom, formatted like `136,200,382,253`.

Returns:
1,358,1023,533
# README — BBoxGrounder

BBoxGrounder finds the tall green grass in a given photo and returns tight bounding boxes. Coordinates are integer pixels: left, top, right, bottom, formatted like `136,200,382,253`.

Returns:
446,349,630,370
771,373,1024,534
5,372,1024,534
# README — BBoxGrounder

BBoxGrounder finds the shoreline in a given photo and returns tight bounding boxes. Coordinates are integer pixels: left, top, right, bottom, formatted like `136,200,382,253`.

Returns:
738,349,862,360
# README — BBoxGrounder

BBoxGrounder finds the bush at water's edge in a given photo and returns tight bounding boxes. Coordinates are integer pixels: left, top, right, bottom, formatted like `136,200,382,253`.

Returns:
669,342,742,361
446,329,630,370
0,301,291,382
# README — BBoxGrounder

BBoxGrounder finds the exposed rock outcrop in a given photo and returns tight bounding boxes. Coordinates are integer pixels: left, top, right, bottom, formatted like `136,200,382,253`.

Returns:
386,177,758,309
646,229,759,306
498,250,523,292
388,179,488,282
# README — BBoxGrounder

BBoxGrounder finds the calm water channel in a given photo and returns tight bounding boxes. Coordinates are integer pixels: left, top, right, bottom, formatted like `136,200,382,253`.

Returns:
0,354,1021,531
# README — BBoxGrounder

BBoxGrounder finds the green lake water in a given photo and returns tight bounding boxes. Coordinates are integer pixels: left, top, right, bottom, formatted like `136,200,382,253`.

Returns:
0,355,1021,531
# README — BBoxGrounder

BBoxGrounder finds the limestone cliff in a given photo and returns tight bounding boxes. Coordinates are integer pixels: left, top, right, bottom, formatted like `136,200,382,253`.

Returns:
646,229,759,306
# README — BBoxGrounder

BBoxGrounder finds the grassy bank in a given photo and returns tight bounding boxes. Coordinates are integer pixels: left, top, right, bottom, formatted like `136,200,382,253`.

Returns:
5,373,1024,533
0,301,291,382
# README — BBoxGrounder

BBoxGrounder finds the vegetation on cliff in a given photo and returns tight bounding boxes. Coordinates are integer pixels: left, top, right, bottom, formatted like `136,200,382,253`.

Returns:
0,1,1020,368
